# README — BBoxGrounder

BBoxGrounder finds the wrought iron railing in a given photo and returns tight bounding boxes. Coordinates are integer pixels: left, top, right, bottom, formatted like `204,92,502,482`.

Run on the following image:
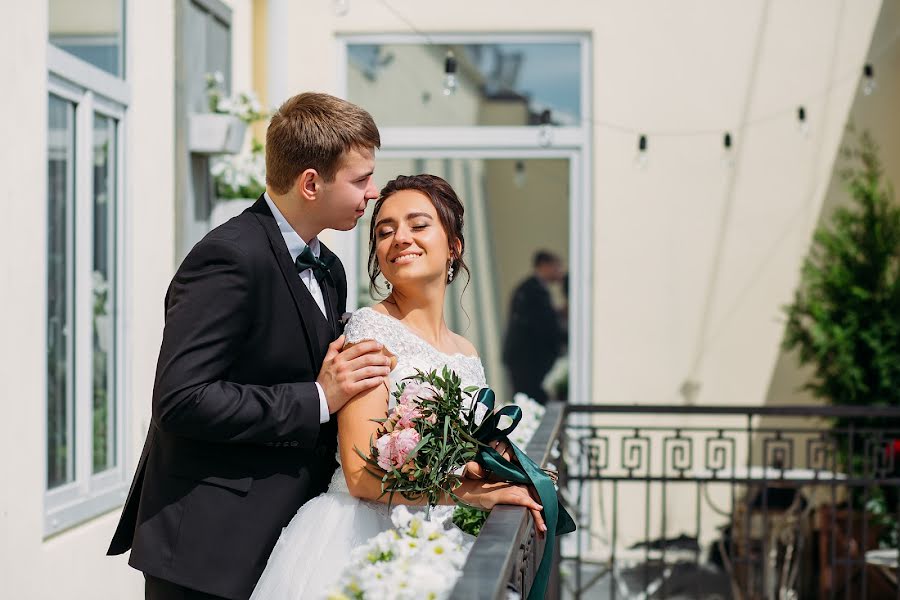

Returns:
563,405,900,600
450,402,566,599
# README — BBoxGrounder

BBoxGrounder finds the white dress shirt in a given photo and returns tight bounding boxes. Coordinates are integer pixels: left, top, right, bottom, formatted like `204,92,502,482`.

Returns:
264,192,332,424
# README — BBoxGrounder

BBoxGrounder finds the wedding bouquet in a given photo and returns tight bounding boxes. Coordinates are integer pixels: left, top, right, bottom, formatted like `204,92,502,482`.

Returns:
327,505,470,600
355,366,488,507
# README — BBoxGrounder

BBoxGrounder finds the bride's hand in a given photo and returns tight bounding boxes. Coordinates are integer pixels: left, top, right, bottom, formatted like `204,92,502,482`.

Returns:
463,440,514,481
455,479,546,536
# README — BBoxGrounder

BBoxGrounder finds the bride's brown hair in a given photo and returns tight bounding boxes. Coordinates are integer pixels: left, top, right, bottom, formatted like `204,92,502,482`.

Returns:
367,174,470,297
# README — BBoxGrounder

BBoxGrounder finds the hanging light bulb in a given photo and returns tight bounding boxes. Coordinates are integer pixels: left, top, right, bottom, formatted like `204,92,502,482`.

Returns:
722,132,734,168
332,0,349,16
862,63,877,96
797,106,809,137
636,134,648,169
513,160,527,188
537,109,553,146
442,51,458,96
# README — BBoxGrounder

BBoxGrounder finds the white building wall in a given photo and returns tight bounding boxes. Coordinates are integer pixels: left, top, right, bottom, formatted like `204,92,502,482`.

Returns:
0,0,175,596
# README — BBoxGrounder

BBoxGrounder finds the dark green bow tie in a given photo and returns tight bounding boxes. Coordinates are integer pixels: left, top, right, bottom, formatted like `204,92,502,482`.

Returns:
295,245,334,285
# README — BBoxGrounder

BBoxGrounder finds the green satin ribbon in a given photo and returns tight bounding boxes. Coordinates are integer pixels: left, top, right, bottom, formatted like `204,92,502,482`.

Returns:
470,389,576,600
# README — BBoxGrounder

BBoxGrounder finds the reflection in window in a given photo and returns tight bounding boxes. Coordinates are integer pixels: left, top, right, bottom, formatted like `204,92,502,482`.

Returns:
49,0,124,77
92,114,117,474
348,42,581,127
47,95,76,489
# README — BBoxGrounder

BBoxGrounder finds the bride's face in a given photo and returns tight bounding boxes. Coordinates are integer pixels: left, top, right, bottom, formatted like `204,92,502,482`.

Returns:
373,189,452,289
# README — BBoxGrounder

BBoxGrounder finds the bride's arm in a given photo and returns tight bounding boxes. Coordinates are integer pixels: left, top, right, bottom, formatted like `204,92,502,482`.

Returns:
337,369,547,532
336,358,420,503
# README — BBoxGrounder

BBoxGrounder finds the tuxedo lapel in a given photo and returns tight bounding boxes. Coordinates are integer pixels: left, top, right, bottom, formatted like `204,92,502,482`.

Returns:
247,197,323,364
318,244,341,335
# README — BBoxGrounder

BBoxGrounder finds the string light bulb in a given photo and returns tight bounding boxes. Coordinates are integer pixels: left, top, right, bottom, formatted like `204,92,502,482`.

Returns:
442,51,458,96
537,109,554,146
332,0,349,16
513,160,527,188
797,106,809,137
636,134,648,168
862,63,877,96
722,132,734,168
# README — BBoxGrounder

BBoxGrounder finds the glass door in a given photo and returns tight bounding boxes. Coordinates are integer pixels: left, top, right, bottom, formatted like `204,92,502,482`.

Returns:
355,155,572,404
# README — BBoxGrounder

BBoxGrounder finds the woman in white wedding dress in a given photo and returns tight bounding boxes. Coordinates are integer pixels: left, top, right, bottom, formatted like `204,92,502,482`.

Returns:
250,175,545,599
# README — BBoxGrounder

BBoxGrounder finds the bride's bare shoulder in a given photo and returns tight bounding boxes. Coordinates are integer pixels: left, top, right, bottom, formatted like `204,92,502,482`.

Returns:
452,332,479,358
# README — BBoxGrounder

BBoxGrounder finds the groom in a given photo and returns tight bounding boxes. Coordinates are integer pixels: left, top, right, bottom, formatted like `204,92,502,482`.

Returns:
108,92,393,599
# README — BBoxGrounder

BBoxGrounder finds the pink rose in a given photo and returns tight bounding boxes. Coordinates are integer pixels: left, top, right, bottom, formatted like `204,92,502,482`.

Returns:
399,382,437,406
375,428,421,471
394,402,423,429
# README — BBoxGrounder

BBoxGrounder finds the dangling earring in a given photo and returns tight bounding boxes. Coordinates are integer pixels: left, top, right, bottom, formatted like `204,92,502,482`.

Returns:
447,262,455,283
385,281,391,290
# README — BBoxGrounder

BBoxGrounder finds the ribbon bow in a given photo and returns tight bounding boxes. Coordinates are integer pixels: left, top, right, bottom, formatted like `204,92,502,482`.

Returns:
295,245,334,285
470,388,576,600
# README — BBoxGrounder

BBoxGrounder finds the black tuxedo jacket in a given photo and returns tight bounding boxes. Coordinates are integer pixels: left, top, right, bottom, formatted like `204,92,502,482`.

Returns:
502,275,563,372
108,197,345,599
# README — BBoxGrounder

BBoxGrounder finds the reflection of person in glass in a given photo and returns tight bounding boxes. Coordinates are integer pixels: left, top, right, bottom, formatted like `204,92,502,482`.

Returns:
502,250,566,404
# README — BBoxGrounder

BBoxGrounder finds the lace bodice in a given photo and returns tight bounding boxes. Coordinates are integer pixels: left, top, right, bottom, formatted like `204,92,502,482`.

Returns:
327,307,487,494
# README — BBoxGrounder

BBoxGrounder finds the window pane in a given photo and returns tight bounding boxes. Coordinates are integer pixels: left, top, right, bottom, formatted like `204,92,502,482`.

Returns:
92,114,117,474
348,43,581,127
357,158,570,404
49,0,124,77
47,95,76,489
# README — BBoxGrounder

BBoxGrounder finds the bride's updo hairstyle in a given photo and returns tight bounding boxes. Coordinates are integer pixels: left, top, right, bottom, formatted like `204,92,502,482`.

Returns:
368,174,470,296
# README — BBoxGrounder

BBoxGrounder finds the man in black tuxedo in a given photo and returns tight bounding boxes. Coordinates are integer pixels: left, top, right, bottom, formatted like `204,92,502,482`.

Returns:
108,93,392,599
502,250,566,405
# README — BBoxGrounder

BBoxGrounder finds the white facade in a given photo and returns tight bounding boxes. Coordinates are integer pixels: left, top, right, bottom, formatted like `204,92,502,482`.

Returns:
2,1,898,597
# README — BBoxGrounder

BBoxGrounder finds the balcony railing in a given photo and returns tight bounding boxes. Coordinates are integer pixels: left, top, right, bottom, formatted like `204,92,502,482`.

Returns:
454,404,900,600
450,402,566,599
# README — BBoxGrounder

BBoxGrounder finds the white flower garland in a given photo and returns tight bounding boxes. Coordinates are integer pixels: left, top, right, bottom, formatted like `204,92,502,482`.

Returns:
327,506,470,600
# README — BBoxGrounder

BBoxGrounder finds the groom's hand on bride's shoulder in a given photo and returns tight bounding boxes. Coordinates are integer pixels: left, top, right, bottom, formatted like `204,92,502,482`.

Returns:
317,336,393,414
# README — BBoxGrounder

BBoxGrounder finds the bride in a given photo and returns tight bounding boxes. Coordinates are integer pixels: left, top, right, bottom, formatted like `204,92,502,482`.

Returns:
250,174,545,598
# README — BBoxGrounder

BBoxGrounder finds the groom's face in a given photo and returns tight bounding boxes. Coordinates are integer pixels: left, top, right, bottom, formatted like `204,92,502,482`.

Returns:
316,147,378,231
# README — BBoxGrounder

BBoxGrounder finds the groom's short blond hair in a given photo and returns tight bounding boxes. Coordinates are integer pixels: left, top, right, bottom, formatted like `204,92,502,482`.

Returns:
265,92,380,194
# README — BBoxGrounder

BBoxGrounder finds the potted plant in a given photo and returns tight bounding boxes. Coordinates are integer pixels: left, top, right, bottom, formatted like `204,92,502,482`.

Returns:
210,140,266,227
782,131,900,593
190,71,267,155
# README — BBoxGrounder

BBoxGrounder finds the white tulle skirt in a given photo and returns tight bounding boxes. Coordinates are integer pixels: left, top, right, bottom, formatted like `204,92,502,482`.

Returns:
250,489,394,599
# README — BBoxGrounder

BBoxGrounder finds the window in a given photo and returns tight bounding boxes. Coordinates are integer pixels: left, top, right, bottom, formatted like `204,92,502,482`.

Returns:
49,0,125,78
45,26,129,536
347,41,582,127
340,34,592,408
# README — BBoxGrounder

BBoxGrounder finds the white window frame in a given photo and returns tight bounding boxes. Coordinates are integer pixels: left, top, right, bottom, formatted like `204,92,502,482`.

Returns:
45,43,130,537
335,33,593,407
